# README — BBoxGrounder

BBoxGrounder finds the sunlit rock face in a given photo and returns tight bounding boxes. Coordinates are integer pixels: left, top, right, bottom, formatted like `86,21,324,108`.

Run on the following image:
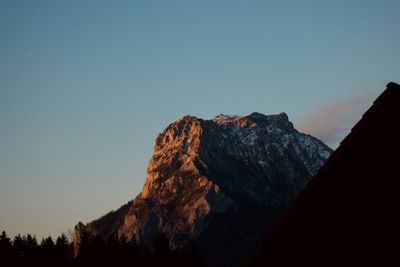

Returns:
75,112,332,266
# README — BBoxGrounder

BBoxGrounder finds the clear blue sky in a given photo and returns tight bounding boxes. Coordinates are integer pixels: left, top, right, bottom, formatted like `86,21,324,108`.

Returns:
1,0,399,239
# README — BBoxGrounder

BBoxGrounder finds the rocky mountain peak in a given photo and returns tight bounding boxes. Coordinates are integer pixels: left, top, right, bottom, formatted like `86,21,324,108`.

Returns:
142,115,203,199
75,111,333,266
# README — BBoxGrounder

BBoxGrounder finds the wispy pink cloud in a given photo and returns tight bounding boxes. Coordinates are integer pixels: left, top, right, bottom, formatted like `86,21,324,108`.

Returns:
297,89,380,149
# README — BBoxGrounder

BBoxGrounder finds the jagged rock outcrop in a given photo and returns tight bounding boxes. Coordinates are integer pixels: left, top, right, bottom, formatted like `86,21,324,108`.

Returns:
74,112,332,266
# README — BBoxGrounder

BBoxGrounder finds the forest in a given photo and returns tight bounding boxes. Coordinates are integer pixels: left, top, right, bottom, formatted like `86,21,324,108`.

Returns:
0,230,204,267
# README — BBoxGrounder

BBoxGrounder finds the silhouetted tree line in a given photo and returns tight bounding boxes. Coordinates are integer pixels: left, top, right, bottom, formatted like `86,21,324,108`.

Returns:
0,231,72,267
0,230,203,267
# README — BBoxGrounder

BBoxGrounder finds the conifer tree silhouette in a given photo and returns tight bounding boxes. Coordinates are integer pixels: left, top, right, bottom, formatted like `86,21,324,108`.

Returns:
0,231,12,266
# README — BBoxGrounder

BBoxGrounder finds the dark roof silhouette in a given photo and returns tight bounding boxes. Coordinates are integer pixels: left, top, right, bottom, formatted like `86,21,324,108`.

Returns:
244,82,400,266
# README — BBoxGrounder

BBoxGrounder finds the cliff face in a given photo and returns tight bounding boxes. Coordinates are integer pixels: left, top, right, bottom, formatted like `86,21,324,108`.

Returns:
75,112,332,266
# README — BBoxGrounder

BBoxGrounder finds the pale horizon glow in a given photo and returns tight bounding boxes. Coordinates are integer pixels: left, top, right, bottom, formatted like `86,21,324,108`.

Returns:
297,87,381,148
1,0,400,239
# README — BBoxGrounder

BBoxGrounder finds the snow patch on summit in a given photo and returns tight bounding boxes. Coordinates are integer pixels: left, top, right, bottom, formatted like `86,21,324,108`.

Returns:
213,114,241,124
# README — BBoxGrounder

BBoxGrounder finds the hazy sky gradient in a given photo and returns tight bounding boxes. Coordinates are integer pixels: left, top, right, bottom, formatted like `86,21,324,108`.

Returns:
1,0,399,239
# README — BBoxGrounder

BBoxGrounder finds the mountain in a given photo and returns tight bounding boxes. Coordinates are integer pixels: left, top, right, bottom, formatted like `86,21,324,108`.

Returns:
74,112,332,266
